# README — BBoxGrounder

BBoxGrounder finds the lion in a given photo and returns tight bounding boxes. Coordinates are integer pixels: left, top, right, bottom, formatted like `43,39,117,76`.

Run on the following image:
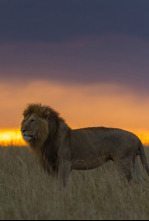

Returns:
21,103,149,187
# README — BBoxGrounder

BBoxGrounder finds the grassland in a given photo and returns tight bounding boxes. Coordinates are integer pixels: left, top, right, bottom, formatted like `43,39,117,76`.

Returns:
0,146,149,220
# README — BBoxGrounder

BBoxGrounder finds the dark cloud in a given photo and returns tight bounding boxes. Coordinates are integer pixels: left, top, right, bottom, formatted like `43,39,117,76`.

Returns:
0,34,149,94
0,0,149,43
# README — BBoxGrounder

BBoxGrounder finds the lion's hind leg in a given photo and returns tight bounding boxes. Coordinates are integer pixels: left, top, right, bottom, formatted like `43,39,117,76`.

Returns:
133,157,144,182
115,158,134,183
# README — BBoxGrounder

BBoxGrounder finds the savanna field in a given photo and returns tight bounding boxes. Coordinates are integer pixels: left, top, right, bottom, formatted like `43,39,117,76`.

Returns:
0,146,149,220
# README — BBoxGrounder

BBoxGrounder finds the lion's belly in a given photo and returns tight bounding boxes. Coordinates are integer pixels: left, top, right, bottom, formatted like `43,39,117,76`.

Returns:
72,157,108,170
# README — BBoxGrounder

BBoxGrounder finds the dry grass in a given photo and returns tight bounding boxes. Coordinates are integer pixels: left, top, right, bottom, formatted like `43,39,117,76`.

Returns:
0,146,149,220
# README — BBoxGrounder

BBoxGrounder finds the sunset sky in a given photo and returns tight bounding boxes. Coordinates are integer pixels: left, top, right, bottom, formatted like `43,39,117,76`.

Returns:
1,0,149,145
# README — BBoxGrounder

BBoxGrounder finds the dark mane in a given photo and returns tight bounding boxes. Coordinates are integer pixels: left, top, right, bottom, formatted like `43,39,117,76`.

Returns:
41,111,61,175
23,103,60,119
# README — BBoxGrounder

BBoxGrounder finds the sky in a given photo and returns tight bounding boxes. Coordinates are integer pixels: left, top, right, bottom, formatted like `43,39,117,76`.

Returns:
1,0,149,144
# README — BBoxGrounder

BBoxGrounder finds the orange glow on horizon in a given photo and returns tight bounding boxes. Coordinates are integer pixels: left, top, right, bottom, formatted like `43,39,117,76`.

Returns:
0,129,26,146
0,128,149,146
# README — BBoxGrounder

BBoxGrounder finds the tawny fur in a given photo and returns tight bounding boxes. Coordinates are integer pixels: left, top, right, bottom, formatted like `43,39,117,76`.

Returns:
21,104,149,187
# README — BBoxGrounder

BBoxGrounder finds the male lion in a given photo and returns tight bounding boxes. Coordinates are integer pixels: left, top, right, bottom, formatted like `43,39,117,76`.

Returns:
21,104,149,187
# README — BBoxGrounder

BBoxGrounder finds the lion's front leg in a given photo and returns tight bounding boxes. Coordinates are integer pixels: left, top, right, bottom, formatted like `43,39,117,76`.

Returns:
57,122,72,188
58,159,72,188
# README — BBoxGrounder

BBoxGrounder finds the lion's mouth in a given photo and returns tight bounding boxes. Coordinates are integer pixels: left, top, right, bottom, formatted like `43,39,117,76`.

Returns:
23,135,34,142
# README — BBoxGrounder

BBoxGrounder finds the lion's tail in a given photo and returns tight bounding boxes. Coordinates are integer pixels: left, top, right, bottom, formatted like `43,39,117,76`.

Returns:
138,140,149,176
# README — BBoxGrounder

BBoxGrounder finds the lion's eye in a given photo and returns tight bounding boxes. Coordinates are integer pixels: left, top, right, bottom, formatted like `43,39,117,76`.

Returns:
30,119,35,123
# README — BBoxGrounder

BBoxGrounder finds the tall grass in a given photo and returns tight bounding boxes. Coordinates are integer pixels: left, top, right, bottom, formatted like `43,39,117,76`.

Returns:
0,146,149,220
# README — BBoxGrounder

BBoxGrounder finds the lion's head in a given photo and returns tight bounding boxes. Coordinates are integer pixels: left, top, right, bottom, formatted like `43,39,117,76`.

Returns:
21,103,71,176
21,104,60,149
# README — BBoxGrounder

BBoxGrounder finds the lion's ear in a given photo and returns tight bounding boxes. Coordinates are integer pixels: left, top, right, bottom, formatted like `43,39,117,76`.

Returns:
42,107,51,119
